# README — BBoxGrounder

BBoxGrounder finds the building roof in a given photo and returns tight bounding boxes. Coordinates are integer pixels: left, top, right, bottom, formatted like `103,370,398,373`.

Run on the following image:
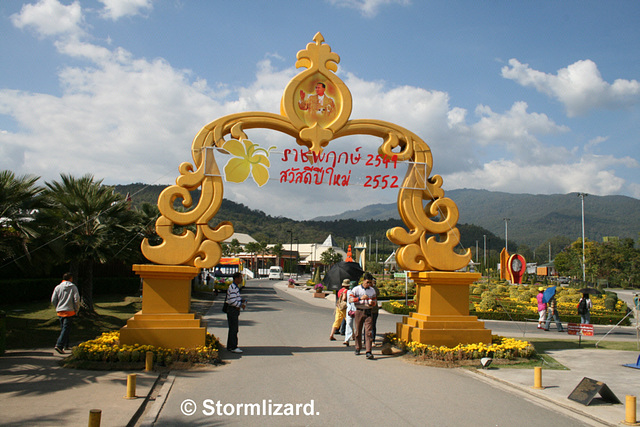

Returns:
223,233,257,246
321,234,338,247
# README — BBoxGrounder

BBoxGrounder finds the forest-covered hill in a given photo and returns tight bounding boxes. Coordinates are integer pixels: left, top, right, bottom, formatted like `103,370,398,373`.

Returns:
113,184,505,256
313,189,640,249
114,184,639,259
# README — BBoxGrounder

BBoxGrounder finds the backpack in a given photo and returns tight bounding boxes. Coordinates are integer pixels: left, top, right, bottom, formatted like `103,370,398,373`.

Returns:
577,298,587,315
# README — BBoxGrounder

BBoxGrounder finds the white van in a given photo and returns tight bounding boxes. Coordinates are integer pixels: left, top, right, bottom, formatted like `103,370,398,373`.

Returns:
268,266,284,280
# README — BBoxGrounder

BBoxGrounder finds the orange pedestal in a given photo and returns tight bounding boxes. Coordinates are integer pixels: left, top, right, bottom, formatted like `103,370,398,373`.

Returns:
396,271,491,347
119,264,207,349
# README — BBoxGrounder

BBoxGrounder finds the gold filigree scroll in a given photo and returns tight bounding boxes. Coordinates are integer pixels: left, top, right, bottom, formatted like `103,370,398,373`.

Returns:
141,114,299,268
141,32,470,272
334,121,472,271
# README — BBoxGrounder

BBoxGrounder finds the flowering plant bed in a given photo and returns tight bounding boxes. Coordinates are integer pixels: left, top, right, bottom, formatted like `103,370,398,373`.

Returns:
381,300,416,315
62,331,221,370
470,282,630,325
384,333,535,365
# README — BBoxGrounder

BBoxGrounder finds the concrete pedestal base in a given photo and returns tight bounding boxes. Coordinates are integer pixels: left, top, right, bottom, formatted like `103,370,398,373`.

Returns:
119,264,207,349
396,271,491,347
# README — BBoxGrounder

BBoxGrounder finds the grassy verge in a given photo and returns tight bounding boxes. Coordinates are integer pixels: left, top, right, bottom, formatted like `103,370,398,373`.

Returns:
496,338,638,370
1,294,213,350
528,337,638,352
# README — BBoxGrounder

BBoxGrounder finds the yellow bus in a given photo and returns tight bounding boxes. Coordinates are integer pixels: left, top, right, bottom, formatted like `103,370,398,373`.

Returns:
210,257,245,290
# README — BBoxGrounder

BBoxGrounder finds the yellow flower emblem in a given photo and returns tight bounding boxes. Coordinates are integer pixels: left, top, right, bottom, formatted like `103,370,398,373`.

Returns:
222,139,274,187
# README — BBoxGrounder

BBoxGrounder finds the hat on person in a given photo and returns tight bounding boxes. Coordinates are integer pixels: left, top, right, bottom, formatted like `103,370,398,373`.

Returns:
342,279,351,287
538,287,544,291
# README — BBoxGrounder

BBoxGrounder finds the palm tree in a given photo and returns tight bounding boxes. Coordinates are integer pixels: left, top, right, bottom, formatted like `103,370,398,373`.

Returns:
39,174,139,314
271,243,284,267
0,170,43,266
228,238,242,256
136,202,161,246
244,241,261,277
258,240,270,275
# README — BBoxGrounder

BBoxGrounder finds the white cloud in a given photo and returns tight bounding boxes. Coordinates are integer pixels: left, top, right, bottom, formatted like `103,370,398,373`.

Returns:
99,0,154,20
325,0,410,18
585,136,608,152
11,0,84,38
471,101,570,163
502,59,640,117
444,154,638,197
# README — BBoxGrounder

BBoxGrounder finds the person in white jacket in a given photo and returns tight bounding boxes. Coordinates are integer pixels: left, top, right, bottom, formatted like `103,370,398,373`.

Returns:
51,273,79,354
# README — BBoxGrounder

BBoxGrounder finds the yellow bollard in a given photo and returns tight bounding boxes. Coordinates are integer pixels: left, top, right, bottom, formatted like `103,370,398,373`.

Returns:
124,373,137,399
532,366,544,389
623,395,640,426
88,409,101,427
145,351,154,372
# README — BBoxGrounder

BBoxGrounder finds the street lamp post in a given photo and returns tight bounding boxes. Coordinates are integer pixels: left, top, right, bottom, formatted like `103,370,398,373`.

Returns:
578,193,588,282
288,229,293,277
295,238,299,280
503,218,510,253
483,234,486,276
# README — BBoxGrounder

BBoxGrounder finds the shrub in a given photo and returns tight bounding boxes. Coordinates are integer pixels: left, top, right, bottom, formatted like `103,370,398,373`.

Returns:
604,295,618,311
479,296,497,312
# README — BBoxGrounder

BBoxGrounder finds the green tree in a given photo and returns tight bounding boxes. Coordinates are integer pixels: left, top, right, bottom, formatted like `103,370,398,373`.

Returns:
271,243,284,266
228,238,242,256
135,202,161,246
257,240,270,273
0,171,43,266
320,247,343,267
244,241,261,277
38,174,139,314
534,236,572,264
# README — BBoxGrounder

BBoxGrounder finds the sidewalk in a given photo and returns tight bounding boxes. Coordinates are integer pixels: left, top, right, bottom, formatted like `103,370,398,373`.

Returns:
0,349,159,426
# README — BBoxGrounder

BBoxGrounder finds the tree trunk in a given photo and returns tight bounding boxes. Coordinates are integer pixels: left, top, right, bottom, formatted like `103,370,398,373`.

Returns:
77,260,97,316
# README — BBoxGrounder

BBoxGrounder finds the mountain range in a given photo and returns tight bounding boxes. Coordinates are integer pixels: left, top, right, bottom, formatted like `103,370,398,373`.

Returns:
312,189,640,249
114,184,639,251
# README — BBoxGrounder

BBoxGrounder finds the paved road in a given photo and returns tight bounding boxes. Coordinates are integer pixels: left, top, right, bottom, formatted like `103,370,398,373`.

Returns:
147,280,601,426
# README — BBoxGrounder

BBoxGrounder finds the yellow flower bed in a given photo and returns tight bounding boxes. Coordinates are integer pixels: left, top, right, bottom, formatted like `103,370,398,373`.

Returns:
70,331,221,366
387,333,535,361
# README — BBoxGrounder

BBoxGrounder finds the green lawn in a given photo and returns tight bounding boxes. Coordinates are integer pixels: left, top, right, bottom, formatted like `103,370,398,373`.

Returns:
494,337,638,370
1,294,213,350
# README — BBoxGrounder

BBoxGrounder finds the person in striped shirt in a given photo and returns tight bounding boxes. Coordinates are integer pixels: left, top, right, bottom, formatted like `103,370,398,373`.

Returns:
349,272,377,360
226,272,246,354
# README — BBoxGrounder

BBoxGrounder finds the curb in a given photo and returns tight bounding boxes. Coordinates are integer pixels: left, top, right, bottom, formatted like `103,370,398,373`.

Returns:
465,369,617,427
137,374,176,427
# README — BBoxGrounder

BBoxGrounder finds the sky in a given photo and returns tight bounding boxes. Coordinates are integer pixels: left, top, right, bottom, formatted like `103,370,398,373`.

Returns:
1,0,639,220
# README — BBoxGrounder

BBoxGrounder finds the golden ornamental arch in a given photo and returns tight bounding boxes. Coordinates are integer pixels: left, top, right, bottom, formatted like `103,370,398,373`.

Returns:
142,32,471,273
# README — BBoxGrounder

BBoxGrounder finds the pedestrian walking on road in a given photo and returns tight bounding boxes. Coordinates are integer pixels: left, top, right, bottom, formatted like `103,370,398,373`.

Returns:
536,286,547,329
544,295,564,332
51,273,79,354
578,294,592,324
350,272,377,359
329,279,349,341
370,281,380,346
226,272,246,354
343,284,356,347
